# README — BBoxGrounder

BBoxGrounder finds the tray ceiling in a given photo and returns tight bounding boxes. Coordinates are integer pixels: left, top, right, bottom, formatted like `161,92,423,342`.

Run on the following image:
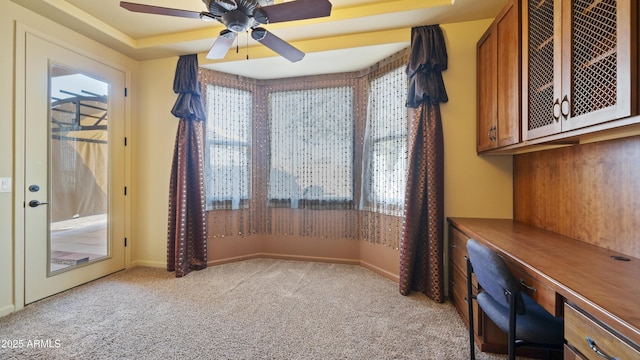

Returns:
11,0,507,79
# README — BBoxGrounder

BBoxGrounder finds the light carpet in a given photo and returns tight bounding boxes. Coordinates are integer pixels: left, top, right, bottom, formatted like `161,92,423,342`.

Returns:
0,258,511,359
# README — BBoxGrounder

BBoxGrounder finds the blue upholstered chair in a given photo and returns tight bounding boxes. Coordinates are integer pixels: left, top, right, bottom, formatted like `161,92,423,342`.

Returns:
466,238,564,360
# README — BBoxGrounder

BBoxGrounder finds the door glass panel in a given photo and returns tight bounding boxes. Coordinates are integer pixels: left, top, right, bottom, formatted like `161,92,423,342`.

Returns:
49,64,110,275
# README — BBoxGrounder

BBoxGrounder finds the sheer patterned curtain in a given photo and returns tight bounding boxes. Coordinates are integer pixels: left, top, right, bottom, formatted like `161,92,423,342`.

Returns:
199,70,260,239
268,87,354,208
197,52,411,244
267,86,356,237
167,54,208,277
361,66,408,216
204,84,252,211
399,25,448,302
358,52,410,249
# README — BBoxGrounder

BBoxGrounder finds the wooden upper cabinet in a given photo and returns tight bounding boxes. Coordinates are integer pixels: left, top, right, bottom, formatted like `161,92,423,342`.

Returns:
523,0,638,140
477,28,497,152
477,0,521,153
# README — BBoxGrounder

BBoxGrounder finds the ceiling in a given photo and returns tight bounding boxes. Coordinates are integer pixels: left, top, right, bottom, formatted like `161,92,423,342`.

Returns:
12,0,507,79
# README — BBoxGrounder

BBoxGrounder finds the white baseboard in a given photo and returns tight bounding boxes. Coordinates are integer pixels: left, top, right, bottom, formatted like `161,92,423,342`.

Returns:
0,304,15,317
131,260,165,268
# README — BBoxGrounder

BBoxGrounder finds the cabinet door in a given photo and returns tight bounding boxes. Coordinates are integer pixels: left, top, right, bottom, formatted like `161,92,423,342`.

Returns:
477,0,521,153
477,28,497,152
496,0,521,147
523,0,562,140
560,0,636,131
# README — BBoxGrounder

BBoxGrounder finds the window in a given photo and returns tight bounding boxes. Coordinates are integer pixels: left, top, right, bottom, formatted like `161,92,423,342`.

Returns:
204,84,252,210
268,87,354,209
361,66,408,215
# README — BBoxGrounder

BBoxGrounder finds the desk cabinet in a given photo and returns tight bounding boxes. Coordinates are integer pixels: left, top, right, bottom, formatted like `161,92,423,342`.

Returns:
448,224,515,354
447,218,640,358
448,223,562,357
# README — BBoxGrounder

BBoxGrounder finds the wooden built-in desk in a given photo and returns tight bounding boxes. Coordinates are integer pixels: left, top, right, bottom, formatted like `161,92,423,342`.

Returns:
447,218,640,358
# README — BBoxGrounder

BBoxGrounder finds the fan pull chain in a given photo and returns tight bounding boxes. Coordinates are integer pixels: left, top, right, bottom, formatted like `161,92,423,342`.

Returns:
246,31,249,60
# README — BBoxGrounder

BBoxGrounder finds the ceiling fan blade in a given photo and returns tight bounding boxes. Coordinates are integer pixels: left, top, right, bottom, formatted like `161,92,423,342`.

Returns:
207,30,238,59
253,0,332,24
252,28,304,63
120,1,202,19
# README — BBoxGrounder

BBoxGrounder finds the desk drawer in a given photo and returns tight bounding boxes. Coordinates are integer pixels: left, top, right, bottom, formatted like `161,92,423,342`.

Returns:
449,226,470,273
449,227,478,285
504,260,558,316
450,264,480,335
565,303,640,360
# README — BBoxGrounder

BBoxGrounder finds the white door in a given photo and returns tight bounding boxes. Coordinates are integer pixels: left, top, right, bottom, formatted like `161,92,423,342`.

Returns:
24,33,126,304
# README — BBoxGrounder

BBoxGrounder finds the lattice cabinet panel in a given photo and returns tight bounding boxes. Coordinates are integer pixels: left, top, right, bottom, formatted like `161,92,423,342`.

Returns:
523,0,636,141
570,0,617,118
526,0,556,132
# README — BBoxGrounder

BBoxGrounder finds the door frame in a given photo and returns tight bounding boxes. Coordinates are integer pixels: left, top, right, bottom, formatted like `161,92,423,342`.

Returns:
14,22,132,310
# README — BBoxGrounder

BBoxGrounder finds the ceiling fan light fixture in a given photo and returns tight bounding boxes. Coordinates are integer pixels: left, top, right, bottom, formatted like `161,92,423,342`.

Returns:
222,10,252,32
251,27,267,41
219,29,236,39
253,8,269,24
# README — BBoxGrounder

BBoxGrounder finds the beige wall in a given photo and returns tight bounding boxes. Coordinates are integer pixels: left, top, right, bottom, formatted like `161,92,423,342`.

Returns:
1,2,138,315
132,57,178,267
439,19,514,293
441,20,513,221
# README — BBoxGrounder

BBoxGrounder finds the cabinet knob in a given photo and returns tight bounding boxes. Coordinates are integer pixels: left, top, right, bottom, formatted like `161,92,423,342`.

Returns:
553,98,561,121
488,125,497,142
561,95,570,119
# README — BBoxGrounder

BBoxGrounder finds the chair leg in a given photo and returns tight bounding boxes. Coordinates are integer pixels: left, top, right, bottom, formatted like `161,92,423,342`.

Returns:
507,290,516,360
467,258,475,360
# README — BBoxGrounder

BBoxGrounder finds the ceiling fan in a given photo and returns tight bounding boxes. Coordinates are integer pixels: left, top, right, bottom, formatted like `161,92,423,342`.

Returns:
120,0,333,62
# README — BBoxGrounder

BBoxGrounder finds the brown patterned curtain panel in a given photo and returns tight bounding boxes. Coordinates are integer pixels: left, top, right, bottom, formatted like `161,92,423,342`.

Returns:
399,25,447,302
167,54,208,277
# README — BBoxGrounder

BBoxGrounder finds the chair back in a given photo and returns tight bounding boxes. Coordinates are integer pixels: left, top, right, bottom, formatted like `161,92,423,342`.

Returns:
467,238,526,315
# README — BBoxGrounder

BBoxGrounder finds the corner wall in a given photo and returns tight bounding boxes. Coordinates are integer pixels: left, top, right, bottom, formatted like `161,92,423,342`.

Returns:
441,20,514,222
439,20,514,294
132,57,178,267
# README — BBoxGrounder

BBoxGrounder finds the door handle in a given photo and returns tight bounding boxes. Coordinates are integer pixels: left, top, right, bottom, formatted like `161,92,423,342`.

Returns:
28,200,49,207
